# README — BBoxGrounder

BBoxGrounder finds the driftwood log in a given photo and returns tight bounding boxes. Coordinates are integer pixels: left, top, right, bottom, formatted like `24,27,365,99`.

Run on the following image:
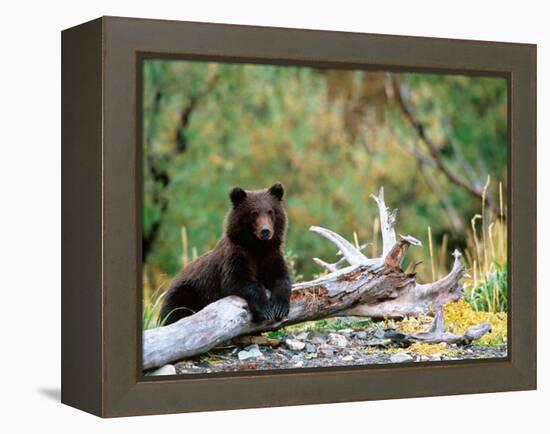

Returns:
143,188,489,370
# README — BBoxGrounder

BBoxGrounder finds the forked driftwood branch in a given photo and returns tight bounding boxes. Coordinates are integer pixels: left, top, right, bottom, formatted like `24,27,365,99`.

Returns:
382,304,492,346
143,187,489,369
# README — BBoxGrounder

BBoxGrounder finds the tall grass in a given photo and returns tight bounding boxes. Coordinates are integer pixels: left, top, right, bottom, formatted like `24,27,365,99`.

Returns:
463,178,507,312
425,177,507,312
142,283,168,330
142,225,200,330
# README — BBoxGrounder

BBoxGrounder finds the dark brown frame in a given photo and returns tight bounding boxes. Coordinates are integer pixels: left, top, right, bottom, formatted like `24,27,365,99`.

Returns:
62,16,537,417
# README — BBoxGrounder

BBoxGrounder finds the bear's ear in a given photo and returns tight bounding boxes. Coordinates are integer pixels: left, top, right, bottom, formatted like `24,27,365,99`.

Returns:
229,187,247,206
269,183,284,201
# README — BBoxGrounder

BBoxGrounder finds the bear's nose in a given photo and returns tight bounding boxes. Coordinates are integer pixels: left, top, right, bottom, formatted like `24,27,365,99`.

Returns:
260,228,271,237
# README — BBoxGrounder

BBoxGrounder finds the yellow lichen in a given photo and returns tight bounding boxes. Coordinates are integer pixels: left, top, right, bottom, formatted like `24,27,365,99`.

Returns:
383,300,507,353
391,315,434,334
443,299,507,346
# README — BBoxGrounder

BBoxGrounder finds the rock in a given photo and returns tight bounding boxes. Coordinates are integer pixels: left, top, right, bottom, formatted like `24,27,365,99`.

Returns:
341,355,354,361
286,338,306,351
295,332,309,341
339,328,354,336
374,327,386,339
238,344,263,360
430,354,442,361
418,355,430,362
238,351,253,360
328,333,348,348
305,342,317,353
279,348,296,358
364,338,391,347
354,331,368,339
307,331,326,344
390,353,414,363
149,364,176,376
319,345,334,358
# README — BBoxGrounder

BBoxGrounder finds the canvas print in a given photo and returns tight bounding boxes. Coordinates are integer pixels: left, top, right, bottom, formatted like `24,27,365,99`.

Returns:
141,59,508,375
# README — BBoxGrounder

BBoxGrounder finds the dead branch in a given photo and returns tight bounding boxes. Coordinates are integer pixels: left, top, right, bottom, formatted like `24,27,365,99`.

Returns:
390,75,484,200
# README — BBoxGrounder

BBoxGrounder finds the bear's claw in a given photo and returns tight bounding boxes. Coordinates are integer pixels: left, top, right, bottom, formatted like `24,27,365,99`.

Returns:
270,298,290,321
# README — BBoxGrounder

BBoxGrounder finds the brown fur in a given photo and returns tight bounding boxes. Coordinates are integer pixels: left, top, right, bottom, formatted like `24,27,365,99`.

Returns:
159,183,292,325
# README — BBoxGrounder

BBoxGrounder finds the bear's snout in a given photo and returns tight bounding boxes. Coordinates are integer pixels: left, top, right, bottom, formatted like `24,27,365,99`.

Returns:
255,214,274,240
260,227,272,239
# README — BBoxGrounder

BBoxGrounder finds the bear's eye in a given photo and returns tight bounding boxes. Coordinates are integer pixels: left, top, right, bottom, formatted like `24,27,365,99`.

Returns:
267,210,274,216
251,211,259,218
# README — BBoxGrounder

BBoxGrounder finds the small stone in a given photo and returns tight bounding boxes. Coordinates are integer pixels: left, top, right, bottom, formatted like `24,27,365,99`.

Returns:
305,342,316,353
430,354,442,361
286,338,306,351
354,331,368,339
339,328,354,336
149,364,176,376
238,345,263,360
364,338,391,347
418,355,430,362
341,355,354,361
238,351,252,360
307,331,326,344
374,327,386,339
328,333,348,348
390,353,414,363
278,348,296,358
319,345,334,358
295,332,309,340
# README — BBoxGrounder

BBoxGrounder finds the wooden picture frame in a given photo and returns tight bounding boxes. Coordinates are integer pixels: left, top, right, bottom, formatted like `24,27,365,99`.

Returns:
61,16,536,417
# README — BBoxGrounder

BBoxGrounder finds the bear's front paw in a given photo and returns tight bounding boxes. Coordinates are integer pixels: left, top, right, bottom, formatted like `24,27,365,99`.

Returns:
250,304,273,323
271,297,290,320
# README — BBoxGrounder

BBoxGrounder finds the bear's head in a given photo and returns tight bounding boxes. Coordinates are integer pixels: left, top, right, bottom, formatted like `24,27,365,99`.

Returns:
226,183,287,249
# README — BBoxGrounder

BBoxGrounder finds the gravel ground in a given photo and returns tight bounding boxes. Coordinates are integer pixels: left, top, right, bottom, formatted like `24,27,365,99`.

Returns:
171,327,507,375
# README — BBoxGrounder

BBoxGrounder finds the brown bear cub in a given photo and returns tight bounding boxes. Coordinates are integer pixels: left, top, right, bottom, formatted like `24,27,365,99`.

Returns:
159,183,292,325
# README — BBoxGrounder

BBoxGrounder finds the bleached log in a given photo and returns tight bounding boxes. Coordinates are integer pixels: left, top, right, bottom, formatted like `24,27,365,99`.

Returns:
143,256,465,369
342,250,465,318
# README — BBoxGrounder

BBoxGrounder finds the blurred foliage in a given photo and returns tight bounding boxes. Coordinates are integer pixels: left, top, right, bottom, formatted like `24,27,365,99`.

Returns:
142,59,507,310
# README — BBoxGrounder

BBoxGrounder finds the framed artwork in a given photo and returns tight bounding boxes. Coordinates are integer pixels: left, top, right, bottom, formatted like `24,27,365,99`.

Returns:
61,16,536,417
